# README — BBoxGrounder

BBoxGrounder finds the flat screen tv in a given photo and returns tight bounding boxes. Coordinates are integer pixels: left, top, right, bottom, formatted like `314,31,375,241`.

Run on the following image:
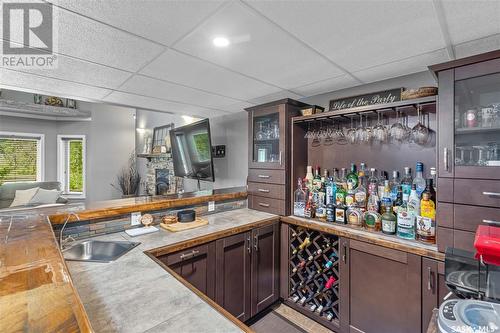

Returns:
170,119,215,182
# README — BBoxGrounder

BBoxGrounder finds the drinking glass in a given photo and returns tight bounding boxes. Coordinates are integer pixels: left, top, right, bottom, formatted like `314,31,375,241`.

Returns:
336,123,348,145
372,112,388,143
389,109,406,143
346,117,357,144
411,106,429,145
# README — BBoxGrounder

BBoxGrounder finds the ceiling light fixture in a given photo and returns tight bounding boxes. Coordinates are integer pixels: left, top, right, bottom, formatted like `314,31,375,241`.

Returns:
213,36,230,47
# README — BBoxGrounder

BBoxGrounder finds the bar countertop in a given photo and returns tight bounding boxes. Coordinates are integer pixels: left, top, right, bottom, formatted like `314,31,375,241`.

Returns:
0,187,250,333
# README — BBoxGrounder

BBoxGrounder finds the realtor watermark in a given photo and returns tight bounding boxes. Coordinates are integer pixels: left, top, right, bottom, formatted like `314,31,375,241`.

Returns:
1,0,58,68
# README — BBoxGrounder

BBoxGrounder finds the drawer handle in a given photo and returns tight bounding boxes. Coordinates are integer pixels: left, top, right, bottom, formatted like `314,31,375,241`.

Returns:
483,192,500,197
254,234,259,251
483,219,500,225
180,250,200,260
258,175,270,179
247,236,252,254
258,189,270,193
258,203,270,207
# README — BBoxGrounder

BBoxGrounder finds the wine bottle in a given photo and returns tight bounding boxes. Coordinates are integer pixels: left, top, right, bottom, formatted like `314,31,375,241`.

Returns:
291,293,300,302
325,276,336,289
292,260,306,273
292,237,311,254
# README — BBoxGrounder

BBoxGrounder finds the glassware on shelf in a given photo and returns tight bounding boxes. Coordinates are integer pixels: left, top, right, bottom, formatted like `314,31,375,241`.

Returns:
389,109,406,143
255,121,266,140
373,112,388,143
272,122,280,139
455,146,465,166
346,117,357,145
473,146,488,166
411,105,430,145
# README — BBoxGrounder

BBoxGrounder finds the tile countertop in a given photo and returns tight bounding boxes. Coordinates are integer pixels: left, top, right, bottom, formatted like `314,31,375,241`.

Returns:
66,208,278,333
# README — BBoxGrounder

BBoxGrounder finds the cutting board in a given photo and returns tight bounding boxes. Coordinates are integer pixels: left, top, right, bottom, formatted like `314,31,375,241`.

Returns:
160,218,208,232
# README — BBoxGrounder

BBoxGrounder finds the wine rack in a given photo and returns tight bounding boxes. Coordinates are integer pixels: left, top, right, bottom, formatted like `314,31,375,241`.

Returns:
286,225,340,330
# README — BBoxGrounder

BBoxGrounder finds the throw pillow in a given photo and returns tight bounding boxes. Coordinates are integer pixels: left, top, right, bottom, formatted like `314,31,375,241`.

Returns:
29,188,62,205
9,187,40,207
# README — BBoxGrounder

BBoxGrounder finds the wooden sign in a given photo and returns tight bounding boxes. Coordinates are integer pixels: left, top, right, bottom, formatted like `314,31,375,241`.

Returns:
329,88,403,111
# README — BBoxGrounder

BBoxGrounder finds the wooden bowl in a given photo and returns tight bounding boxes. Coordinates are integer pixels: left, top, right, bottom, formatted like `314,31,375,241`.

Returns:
161,215,177,225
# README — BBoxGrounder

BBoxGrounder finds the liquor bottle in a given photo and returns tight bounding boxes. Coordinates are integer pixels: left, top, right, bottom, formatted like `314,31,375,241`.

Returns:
358,162,367,186
326,311,335,321
304,193,313,218
335,169,347,205
367,168,378,195
312,166,322,191
393,185,404,214
326,172,337,206
381,201,397,235
347,206,363,227
326,203,335,223
389,170,401,201
294,178,307,217
417,179,436,244
346,163,359,190
316,192,327,220
377,171,388,199
293,237,311,254
380,180,392,214
397,194,415,240
413,162,426,197
345,182,356,207
335,202,347,224
291,293,300,303
354,175,367,210
401,167,413,197
316,298,325,314
305,165,314,191
429,167,437,193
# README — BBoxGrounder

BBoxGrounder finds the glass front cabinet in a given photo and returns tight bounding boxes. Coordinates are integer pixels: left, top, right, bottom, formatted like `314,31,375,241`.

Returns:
437,56,500,180
248,104,286,170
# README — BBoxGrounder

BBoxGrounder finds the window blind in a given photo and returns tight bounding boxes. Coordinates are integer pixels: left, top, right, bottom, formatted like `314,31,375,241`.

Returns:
0,136,40,184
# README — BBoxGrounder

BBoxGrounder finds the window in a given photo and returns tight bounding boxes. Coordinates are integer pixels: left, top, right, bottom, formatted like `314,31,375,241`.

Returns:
57,135,86,198
0,132,44,185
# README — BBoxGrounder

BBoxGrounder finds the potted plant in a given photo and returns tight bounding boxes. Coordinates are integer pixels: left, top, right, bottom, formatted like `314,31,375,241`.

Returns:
111,153,141,198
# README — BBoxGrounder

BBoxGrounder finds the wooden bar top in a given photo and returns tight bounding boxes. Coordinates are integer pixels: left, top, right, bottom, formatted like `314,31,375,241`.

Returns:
46,186,247,224
0,214,92,332
281,216,445,261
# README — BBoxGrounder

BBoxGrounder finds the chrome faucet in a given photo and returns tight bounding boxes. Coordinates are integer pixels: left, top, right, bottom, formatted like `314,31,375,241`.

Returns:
51,213,80,250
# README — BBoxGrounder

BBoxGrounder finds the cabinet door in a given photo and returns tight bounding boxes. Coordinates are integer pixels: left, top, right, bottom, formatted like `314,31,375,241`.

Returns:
340,239,421,333
251,222,280,316
452,59,500,179
160,243,216,300
215,232,252,322
438,69,455,178
422,258,449,333
248,105,286,170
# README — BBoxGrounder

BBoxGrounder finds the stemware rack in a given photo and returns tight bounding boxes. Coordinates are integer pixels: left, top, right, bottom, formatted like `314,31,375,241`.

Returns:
285,225,341,330
292,95,436,124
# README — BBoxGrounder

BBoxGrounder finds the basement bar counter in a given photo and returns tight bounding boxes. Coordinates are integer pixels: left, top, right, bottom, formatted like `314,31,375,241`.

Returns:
0,187,249,333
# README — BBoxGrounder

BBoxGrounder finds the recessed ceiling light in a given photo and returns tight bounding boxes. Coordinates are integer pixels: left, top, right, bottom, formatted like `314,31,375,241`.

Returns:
213,36,230,47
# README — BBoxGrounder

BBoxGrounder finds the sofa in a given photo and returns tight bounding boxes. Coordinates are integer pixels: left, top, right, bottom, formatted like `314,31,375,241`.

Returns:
0,181,68,209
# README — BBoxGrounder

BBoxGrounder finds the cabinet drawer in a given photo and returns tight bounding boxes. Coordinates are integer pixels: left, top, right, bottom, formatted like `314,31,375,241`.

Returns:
454,179,500,208
437,227,453,253
437,178,453,203
454,230,475,253
248,182,284,200
437,202,453,228
248,169,285,185
454,204,500,232
161,243,211,266
248,195,284,215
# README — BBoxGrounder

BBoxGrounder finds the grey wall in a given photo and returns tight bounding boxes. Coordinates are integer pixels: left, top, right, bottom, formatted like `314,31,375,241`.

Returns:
0,90,136,202
135,110,248,192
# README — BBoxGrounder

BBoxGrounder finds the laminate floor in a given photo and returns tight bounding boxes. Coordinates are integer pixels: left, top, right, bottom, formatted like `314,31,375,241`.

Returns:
250,304,334,333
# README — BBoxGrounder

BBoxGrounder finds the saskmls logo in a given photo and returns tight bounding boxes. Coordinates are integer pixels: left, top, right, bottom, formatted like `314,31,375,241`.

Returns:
2,1,57,68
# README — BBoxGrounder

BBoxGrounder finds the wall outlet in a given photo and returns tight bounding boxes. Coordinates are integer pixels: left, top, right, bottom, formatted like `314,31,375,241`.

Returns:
208,201,215,212
131,212,142,226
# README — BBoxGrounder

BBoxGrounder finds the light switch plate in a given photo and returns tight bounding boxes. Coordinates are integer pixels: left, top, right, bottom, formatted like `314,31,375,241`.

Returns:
208,201,215,212
131,212,141,226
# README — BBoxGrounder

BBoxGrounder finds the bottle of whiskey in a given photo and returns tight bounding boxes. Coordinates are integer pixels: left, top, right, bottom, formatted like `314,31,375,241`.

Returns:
335,168,347,205
358,162,367,186
393,185,404,214
380,180,392,214
354,175,367,211
417,179,436,244
397,193,415,240
294,178,307,217
381,201,397,235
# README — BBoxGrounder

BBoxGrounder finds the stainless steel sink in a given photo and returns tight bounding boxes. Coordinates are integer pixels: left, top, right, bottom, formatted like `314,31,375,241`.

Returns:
63,240,140,263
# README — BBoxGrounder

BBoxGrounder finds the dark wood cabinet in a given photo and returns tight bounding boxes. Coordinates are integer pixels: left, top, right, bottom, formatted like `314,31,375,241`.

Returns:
215,231,252,321
340,238,421,333
158,243,216,300
432,51,500,253
421,258,450,333
246,99,309,216
250,222,280,316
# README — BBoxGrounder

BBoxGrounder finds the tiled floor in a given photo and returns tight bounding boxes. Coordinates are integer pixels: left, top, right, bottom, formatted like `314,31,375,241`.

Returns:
251,304,334,333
